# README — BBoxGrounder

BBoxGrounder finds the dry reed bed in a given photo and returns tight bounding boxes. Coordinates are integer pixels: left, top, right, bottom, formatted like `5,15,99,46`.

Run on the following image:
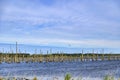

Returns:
0,53,120,63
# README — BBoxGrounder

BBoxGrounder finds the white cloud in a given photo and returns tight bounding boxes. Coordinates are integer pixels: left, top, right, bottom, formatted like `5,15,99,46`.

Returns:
0,0,120,48
0,36,120,48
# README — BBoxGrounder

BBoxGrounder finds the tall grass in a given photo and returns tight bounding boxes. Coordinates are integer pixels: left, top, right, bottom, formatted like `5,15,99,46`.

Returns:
65,73,71,80
104,75,114,80
33,77,37,80
0,76,120,80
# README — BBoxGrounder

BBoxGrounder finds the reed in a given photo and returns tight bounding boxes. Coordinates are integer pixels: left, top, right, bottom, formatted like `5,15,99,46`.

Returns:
0,75,120,80
64,73,71,80
0,53,120,63
33,77,37,80
104,75,114,80
0,42,120,63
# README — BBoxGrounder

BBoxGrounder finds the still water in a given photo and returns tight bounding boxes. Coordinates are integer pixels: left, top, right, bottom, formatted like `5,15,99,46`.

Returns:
0,60,120,80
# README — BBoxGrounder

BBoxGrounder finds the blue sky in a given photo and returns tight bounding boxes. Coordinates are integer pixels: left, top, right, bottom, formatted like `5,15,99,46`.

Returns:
0,0,120,53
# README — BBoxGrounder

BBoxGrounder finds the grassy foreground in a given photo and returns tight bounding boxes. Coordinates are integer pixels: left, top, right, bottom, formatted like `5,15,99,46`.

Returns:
0,74,120,80
64,74,120,80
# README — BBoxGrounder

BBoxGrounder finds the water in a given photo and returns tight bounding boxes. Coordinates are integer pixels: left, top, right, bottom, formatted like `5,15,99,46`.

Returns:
0,60,120,80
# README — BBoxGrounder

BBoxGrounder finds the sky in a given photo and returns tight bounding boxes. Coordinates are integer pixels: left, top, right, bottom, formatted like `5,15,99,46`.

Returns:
0,0,120,53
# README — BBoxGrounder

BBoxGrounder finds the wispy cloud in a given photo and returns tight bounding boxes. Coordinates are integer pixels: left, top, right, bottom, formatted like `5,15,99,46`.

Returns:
1,36,120,48
0,0,120,49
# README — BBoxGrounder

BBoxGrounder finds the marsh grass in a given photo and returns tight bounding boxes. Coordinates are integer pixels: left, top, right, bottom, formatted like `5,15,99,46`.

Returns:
118,78,120,80
0,77,2,80
33,77,37,80
104,75,114,80
0,74,120,80
65,73,71,80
